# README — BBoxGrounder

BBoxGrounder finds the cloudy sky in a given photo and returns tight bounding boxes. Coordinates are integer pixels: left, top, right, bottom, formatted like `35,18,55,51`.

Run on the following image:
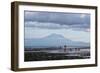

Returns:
24,11,90,43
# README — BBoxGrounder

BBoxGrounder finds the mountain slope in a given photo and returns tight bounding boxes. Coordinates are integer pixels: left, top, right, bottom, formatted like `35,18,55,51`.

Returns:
25,33,89,48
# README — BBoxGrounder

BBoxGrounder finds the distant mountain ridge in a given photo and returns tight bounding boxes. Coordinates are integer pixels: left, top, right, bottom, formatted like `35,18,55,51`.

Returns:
44,33,66,39
25,33,90,48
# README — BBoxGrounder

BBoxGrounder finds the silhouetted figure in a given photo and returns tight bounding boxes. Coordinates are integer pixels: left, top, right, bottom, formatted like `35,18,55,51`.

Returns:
64,45,67,52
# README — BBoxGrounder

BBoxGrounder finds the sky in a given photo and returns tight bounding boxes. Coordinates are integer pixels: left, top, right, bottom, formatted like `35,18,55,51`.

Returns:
24,11,90,43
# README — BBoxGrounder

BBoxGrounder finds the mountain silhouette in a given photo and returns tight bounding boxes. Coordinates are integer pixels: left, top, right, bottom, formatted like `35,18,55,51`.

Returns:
44,33,65,39
25,33,89,48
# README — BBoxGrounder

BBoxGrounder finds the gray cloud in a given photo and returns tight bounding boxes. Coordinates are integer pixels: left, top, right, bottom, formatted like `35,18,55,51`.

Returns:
24,11,90,31
25,21,69,29
24,11,90,26
25,21,90,32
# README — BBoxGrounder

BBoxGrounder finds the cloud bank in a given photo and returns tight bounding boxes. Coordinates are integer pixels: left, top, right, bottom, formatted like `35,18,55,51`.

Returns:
25,21,89,32
24,11,90,31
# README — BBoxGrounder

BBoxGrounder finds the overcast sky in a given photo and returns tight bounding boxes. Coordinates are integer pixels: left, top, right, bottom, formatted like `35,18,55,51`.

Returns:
24,11,90,43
